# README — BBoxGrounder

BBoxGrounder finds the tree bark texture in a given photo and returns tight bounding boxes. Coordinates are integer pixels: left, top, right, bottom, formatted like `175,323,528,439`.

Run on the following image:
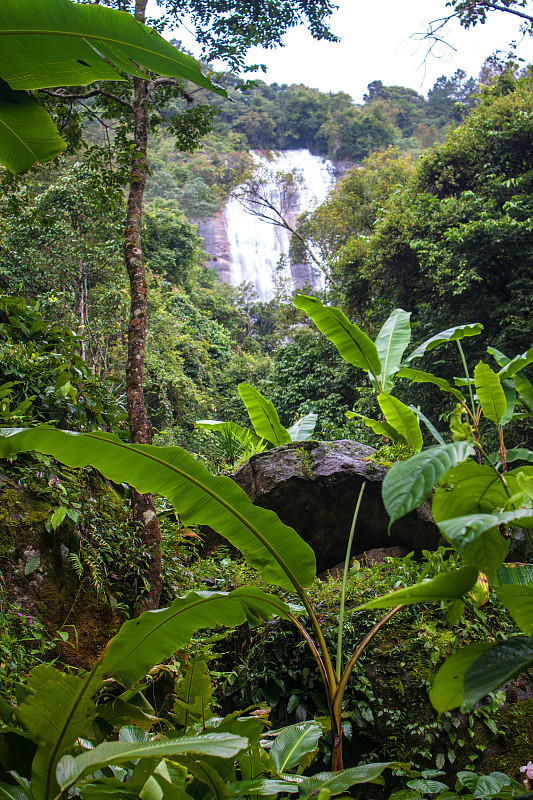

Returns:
124,68,162,612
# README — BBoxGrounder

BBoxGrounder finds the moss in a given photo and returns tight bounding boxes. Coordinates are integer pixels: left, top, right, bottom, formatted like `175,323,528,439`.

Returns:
0,484,50,555
489,695,533,778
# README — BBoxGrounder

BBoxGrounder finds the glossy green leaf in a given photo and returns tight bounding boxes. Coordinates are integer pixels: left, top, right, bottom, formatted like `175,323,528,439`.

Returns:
488,346,533,414
103,588,292,687
382,442,474,527
408,405,446,445
377,393,423,452
496,586,533,635
0,0,225,92
0,786,30,800
227,779,298,795
403,323,483,365
0,78,66,173
298,763,398,800
56,733,247,792
238,384,291,446
500,381,517,426
269,723,322,773
357,566,479,609
437,515,509,577
0,428,316,591
346,411,400,441
516,470,533,501
177,756,230,800
16,663,102,800
407,780,448,794
395,367,465,402
503,448,533,465
429,641,492,712
0,0,225,173
432,463,519,524
497,346,533,379
287,413,317,442
456,772,513,797
463,635,533,706
293,294,382,387
173,656,212,730
374,309,411,392
474,362,506,424
497,563,533,587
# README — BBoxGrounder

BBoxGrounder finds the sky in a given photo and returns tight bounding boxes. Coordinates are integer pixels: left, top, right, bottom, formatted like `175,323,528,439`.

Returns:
166,0,531,102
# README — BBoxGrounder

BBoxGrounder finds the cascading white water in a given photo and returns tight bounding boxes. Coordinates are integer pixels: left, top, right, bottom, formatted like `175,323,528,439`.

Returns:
224,149,336,301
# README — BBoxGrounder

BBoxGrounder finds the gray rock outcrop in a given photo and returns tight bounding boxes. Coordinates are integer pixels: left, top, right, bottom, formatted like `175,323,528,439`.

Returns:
231,439,439,573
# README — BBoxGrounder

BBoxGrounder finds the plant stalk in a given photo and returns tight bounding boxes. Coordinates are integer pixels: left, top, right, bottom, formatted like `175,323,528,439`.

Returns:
336,483,366,679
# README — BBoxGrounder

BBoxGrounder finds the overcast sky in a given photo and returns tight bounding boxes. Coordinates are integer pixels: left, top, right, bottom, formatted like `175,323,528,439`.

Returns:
168,0,531,102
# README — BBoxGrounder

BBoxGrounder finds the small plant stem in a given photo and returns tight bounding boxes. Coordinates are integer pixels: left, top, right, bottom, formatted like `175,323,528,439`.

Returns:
457,340,475,412
333,605,404,720
336,483,365,680
475,442,514,502
289,612,336,732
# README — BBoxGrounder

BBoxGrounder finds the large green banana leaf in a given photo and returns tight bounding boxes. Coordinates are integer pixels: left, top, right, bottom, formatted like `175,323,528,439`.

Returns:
0,0,226,172
0,428,316,591
0,78,67,173
374,308,411,393
294,294,382,387
103,587,293,687
238,383,291,446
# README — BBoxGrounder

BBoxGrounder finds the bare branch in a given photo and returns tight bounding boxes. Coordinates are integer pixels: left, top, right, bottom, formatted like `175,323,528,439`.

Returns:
38,87,133,111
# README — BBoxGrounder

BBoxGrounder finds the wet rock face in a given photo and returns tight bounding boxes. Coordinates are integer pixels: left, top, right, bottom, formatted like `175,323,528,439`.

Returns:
231,440,439,573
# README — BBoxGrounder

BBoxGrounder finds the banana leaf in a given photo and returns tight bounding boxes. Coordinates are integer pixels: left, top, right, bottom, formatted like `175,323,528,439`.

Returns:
0,0,226,172
0,428,316,591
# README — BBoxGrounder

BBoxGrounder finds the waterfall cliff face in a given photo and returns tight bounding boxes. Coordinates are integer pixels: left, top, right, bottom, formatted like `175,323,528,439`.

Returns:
198,149,336,301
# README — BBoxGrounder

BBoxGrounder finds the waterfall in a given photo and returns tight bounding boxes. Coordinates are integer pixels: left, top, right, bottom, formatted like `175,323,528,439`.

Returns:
223,149,336,301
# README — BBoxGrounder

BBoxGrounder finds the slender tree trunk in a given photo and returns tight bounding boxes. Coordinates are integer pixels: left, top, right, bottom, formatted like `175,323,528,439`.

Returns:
124,0,162,610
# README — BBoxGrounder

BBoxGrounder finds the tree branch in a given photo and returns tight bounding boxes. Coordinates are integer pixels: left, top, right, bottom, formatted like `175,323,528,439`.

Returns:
38,88,133,111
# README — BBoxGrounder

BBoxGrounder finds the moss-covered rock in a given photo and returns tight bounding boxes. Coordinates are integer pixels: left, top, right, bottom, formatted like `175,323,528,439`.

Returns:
0,473,119,669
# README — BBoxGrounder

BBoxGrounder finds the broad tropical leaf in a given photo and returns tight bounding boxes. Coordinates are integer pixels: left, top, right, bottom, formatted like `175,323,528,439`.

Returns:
0,0,225,92
0,79,66,173
497,563,533,587
177,756,230,800
463,635,533,706
227,779,298,795
357,566,479,609
374,309,411,392
346,411,401,441
495,586,533,635
294,294,382,387
403,323,483,364
0,0,226,172
474,362,506,424
437,515,510,578
395,367,465,402
238,384,291,446
503,447,533,465
429,641,492,712
269,723,322,773
382,442,474,527
103,588,293,687
408,405,446,445
497,346,533,379
377,393,423,452
56,733,248,792
456,772,514,797
432,462,520,523
0,428,316,591
16,663,102,800
298,763,398,800
173,656,213,730
488,346,533,414
287,413,317,442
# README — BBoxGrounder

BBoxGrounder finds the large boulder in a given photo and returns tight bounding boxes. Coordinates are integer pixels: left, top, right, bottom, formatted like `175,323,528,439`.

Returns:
231,440,439,573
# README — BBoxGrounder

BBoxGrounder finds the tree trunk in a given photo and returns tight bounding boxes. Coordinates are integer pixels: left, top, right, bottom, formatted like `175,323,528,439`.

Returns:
124,8,162,610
